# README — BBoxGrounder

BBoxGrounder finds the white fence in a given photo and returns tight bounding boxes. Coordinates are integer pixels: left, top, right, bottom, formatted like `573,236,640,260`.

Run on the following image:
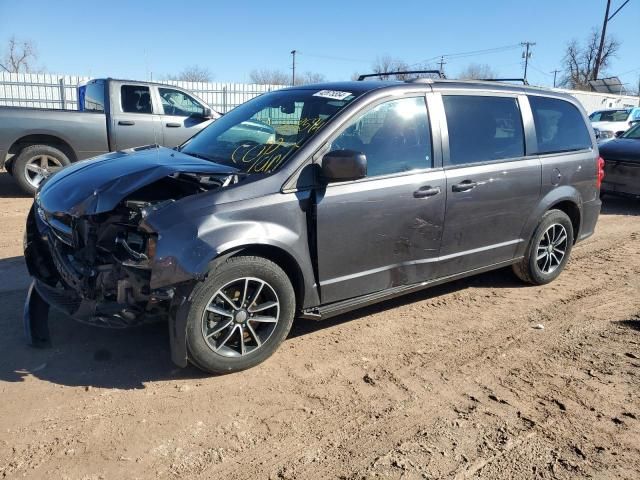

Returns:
1,72,637,115
0,72,286,113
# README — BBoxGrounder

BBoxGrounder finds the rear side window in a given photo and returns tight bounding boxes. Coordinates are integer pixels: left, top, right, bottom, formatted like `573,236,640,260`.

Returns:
121,85,152,114
443,95,524,166
84,81,105,112
529,96,592,154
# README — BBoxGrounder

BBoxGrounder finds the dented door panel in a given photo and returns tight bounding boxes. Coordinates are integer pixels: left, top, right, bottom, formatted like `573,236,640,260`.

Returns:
316,170,446,304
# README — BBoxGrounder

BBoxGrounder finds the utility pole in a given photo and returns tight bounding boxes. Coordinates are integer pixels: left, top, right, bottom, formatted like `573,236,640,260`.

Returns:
438,56,446,77
551,69,560,88
521,41,535,82
594,0,631,81
290,49,297,86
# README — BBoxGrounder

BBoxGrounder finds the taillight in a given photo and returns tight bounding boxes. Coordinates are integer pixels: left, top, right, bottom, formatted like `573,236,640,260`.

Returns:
596,156,605,189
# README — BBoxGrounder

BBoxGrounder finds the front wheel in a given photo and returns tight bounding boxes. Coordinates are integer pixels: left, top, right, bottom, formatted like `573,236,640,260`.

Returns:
186,255,295,374
513,209,574,285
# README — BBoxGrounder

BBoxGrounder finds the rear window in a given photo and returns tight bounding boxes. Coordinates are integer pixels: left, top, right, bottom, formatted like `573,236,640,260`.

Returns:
443,95,525,166
84,81,105,112
529,96,592,154
589,109,630,122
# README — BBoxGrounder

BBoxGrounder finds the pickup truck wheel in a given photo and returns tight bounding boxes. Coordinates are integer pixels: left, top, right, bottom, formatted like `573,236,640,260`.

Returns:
14,145,70,195
186,255,295,374
513,209,574,285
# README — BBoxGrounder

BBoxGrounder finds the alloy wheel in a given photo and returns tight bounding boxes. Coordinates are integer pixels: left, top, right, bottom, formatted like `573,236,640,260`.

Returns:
201,277,280,357
24,155,63,188
536,223,568,274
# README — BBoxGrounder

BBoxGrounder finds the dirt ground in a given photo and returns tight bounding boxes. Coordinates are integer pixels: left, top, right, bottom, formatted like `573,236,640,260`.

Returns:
0,169,639,480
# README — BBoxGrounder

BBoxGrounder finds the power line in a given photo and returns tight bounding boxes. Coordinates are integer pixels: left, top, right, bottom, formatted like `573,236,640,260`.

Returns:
410,43,522,67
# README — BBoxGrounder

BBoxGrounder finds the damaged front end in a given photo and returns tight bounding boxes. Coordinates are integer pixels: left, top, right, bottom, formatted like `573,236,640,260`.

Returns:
23,147,242,364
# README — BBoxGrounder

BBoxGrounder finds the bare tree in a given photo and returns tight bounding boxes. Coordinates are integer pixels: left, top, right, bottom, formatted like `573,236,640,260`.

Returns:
561,29,620,90
353,56,438,81
249,68,325,86
165,65,212,82
249,68,290,85
372,55,411,80
458,63,497,80
2,36,38,73
297,71,326,85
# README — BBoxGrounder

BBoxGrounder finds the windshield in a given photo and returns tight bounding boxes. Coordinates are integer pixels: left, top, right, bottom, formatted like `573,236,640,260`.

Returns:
589,109,630,122
180,88,358,174
621,123,640,139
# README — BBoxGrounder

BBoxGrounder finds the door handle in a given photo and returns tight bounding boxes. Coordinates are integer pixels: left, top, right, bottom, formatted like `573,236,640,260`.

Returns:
118,120,135,126
413,186,441,198
166,122,181,128
452,180,478,192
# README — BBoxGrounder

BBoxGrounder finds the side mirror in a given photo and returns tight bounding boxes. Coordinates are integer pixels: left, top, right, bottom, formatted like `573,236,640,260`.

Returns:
321,150,367,182
615,131,624,138
202,107,213,119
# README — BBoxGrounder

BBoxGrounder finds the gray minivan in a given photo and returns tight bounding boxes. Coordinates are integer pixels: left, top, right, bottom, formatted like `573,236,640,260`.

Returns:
24,76,603,374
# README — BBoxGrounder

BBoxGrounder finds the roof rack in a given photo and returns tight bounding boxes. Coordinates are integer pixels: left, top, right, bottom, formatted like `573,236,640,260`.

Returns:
479,78,529,85
357,70,445,81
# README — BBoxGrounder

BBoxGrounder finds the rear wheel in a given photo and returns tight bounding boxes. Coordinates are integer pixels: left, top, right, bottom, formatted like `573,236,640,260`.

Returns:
14,145,70,195
513,209,574,285
186,255,295,374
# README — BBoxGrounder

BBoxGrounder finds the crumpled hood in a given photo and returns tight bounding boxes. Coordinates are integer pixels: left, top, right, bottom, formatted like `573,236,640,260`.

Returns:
37,145,238,216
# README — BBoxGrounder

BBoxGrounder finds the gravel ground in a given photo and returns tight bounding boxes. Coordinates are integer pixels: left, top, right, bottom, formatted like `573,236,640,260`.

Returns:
0,169,639,479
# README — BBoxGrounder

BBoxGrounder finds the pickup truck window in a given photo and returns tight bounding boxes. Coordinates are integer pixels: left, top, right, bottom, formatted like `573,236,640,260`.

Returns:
84,81,105,112
180,88,358,174
589,109,630,122
331,97,432,176
159,88,204,117
121,85,153,114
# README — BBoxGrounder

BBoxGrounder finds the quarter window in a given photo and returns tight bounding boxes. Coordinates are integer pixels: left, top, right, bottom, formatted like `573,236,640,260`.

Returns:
158,88,204,117
529,96,592,154
121,85,152,114
443,95,525,166
331,97,432,177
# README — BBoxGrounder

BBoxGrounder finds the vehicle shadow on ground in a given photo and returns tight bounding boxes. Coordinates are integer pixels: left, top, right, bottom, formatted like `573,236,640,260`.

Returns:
290,267,524,338
601,195,640,216
0,255,524,389
0,170,30,198
614,318,640,332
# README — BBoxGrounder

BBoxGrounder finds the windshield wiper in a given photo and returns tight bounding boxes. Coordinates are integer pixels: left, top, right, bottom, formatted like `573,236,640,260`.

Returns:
181,151,219,162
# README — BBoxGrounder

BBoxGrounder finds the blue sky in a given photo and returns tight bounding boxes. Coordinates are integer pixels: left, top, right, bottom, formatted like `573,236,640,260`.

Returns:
1,0,638,89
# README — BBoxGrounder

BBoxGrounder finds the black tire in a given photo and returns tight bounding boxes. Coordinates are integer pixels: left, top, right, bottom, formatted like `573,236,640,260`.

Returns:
186,255,295,374
513,209,574,285
13,144,71,195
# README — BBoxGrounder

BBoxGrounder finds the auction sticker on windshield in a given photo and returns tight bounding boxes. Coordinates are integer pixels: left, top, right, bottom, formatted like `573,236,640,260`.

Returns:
313,90,352,100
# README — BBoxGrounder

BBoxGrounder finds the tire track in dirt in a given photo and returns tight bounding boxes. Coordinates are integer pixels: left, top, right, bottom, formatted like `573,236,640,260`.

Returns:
189,226,640,479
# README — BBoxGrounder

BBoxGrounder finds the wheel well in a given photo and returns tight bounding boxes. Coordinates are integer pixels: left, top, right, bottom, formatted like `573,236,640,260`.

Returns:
8,134,77,163
228,245,305,310
549,200,580,243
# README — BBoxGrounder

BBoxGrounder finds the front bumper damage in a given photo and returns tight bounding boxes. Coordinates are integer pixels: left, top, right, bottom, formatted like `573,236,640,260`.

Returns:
23,203,193,367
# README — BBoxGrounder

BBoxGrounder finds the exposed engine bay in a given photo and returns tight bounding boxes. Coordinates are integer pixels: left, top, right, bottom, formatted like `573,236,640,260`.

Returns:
27,172,241,328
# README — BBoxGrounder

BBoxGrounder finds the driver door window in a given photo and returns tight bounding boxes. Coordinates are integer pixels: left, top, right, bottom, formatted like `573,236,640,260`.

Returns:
330,97,432,177
158,88,204,117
